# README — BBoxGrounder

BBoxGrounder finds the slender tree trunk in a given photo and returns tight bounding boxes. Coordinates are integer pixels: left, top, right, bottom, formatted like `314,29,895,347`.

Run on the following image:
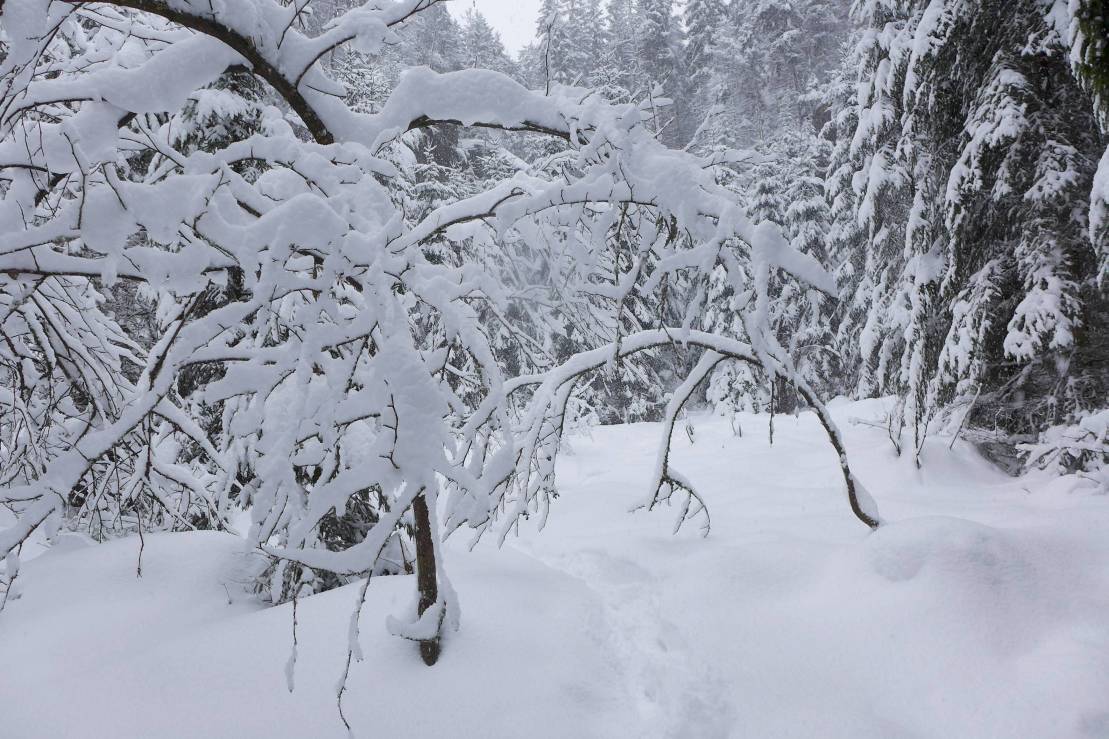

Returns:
768,381,775,445
411,492,440,666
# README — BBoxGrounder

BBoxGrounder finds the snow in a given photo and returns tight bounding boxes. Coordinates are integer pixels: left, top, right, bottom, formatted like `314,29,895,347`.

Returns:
3,399,1108,738
1,4,1104,735
0,530,623,738
366,67,569,149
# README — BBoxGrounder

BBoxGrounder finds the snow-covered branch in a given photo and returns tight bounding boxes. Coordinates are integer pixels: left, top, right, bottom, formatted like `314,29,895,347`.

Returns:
0,0,873,671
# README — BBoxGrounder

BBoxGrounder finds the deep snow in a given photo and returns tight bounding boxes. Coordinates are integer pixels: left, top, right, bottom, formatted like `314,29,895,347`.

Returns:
2,399,1108,738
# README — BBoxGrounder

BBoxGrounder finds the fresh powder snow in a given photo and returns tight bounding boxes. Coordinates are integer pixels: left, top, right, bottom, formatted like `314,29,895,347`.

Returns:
2,400,1106,738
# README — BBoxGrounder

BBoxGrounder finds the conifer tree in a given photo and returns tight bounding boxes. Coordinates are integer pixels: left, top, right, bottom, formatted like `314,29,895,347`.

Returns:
636,0,683,142
462,7,516,77
535,0,571,87
599,0,640,100
834,0,1107,463
683,0,727,140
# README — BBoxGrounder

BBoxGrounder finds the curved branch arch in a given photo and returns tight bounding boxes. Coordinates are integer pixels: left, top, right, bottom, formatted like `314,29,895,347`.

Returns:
506,329,880,530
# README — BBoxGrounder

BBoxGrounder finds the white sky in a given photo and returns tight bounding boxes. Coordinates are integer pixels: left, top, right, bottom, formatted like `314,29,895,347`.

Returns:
447,0,541,55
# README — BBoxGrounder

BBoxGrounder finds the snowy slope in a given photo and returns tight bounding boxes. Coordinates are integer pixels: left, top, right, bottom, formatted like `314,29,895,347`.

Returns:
2,399,1108,739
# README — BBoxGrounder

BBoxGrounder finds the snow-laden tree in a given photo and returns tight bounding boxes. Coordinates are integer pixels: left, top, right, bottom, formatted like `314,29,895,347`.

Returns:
1051,0,1109,287
776,132,838,400
534,0,570,87
704,134,839,420
685,0,848,151
830,0,1107,465
0,1,881,680
563,0,607,88
636,0,684,142
683,0,725,121
595,0,640,101
705,161,779,416
460,7,516,78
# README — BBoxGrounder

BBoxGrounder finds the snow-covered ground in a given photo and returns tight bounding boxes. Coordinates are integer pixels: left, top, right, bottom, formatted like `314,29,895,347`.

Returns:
2,399,1107,738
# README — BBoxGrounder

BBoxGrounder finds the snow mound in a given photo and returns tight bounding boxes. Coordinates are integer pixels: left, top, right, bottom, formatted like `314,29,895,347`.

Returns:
862,516,1027,584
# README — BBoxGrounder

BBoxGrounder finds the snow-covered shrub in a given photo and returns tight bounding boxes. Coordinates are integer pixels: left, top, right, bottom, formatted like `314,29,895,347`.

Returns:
1019,410,1109,488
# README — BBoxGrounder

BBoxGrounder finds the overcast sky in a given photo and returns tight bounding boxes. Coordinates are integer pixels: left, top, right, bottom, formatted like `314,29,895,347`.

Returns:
447,0,541,55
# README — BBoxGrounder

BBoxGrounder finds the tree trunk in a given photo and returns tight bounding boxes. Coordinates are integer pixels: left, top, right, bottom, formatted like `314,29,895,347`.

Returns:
775,374,798,415
411,493,440,666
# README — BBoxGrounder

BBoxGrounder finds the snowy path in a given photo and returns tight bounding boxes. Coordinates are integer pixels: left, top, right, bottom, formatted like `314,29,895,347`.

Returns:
497,398,1109,738
3,399,1109,738
509,544,735,738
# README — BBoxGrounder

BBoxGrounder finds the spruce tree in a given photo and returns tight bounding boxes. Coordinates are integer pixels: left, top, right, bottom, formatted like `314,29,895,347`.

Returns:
833,0,1107,464
683,0,727,142
636,0,683,142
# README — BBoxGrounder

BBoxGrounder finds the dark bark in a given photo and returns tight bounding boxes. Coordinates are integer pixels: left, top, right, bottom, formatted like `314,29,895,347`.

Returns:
61,0,336,145
411,492,440,666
